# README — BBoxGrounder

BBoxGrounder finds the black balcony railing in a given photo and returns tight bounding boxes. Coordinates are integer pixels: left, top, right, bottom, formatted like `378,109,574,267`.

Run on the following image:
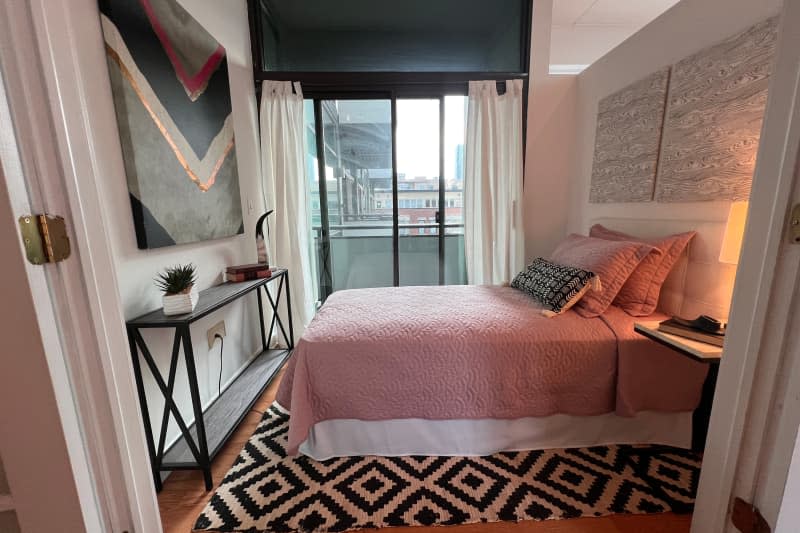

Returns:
313,223,464,237
309,224,467,299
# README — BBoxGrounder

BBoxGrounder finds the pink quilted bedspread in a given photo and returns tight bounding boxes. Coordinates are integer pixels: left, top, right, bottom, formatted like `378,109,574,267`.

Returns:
276,285,707,455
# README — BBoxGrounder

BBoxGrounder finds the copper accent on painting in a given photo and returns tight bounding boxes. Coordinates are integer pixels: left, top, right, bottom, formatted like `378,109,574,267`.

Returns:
105,44,233,192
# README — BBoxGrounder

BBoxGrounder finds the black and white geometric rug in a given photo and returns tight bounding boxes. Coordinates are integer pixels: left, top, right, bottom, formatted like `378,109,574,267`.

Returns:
195,404,701,532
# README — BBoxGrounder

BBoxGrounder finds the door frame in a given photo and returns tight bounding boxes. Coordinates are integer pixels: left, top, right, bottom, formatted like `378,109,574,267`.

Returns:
0,0,162,531
691,3,800,531
5,0,800,531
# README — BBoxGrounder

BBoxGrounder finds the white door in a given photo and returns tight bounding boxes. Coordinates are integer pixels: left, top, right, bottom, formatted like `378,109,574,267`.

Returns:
0,56,104,533
0,1,162,531
692,1,800,531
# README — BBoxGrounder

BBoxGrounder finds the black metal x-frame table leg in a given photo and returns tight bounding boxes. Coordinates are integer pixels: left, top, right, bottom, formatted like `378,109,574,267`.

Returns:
255,271,295,350
127,325,213,491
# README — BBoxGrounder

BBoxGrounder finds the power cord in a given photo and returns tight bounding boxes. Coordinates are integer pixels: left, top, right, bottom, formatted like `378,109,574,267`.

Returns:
214,333,224,397
212,334,266,418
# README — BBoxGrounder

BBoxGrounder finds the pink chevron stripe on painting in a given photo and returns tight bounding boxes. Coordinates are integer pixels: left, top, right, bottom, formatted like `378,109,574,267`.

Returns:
139,0,225,101
106,44,234,192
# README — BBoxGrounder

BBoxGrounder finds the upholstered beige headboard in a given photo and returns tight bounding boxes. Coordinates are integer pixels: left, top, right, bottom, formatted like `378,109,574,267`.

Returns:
590,218,737,319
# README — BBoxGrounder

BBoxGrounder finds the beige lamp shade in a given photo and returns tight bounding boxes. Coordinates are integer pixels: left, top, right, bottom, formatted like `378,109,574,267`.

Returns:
719,202,749,264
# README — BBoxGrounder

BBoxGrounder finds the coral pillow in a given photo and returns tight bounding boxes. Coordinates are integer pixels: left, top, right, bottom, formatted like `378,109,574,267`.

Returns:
590,224,696,316
550,234,658,318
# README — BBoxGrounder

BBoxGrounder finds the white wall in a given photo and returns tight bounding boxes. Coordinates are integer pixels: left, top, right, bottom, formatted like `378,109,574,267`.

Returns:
525,0,784,258
565,0,783,237
94,0,265,447
550,25,634,67
523,0,579,261
524,76,577,260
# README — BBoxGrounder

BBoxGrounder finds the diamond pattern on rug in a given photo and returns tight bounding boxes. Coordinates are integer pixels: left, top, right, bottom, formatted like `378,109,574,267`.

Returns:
195,404,701,532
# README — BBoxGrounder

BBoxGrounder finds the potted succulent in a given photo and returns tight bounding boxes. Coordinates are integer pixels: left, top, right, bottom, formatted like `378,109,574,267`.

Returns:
156,263,199,315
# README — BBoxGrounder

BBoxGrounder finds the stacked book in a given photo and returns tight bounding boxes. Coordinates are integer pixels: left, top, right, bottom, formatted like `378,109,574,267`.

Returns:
658,318,725,347
225,263,272,283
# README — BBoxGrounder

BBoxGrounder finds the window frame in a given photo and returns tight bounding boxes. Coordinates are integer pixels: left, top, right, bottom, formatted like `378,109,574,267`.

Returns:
249,1,531,299
248,0,531,168
247,0,534,79
308,91,470,299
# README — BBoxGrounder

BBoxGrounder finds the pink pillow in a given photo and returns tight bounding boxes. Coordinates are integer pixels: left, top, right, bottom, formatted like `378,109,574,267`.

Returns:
590,224,696,316
550,234,658,318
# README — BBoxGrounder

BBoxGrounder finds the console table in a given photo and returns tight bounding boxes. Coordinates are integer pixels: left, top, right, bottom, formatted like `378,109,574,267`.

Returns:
126,269,294,492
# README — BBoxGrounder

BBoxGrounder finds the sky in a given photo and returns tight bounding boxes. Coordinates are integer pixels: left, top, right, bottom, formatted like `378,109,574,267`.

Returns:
396,96,466,182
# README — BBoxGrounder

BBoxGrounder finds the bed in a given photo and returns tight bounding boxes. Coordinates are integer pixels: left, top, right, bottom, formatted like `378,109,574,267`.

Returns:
276,218,734,460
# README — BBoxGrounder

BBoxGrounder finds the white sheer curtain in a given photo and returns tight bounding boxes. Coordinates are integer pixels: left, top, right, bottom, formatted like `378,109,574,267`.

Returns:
259,81,315,335
464,79,525,285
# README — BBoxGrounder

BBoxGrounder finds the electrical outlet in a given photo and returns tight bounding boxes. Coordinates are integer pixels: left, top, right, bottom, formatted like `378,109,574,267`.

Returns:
207,320,226,349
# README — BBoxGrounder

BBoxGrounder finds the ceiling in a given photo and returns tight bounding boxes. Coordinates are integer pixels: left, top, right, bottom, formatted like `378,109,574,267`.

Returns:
550,0,681,73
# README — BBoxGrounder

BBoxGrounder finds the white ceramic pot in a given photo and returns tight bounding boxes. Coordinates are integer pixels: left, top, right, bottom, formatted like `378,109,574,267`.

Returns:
162,286,199,316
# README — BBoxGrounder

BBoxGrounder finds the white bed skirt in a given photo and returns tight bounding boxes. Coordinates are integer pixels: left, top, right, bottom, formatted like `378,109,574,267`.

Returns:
275,405,693,460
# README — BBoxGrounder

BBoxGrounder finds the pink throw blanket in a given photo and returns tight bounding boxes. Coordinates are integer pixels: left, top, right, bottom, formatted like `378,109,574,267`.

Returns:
601,309,709,416
277,285,707,455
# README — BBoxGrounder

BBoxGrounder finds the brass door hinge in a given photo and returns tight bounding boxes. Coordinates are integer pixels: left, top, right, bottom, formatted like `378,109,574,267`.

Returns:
18,214,71,264
732,497,771,533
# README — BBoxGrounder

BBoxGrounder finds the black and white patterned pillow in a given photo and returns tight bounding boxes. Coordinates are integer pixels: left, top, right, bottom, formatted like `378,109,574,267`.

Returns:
511,258,598,316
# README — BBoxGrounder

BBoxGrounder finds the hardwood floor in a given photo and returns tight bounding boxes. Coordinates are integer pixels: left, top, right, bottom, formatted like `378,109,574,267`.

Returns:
158,367,693,533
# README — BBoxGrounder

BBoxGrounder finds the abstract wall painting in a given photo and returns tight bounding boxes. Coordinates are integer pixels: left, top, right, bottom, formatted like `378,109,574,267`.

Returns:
589,68,670,203
655,17,779,202
101,0,244,249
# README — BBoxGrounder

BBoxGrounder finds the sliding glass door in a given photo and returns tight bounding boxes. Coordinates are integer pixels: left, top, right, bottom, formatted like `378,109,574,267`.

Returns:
307,94,466,301
397,98,441,286
319,99,394,292
443,96,467,285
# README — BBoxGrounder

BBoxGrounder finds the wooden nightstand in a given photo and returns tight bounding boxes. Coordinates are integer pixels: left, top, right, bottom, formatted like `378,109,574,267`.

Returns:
634,321,722,451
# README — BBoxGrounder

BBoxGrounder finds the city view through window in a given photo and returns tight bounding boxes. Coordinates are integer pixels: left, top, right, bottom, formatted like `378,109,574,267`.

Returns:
304,96,468,300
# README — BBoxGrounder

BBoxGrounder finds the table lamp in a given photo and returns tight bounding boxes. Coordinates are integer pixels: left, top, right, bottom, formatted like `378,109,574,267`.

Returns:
719,202,749,265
